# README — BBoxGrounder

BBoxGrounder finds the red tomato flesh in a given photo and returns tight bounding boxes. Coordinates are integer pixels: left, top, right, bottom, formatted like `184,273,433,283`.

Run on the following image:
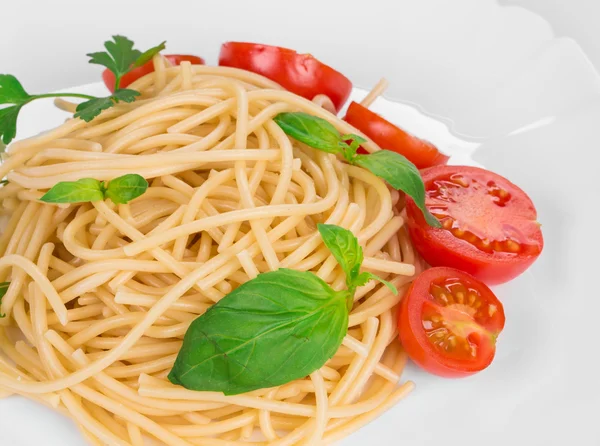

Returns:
218,42,352,112
406,165,543,285
344,101,449,169
102,54,205,92
399,267,505,377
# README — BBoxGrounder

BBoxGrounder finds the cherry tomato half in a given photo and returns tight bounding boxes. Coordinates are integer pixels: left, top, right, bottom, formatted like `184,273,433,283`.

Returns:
218,42,352,112
102,54,205,92
406,165,543,285
344,101,449,169
399,267,505,377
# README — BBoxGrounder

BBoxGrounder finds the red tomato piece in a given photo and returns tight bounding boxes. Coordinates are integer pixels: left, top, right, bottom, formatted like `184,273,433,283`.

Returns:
344,101,449,169
406,165,543,285
102,55,205,92
399,267,505,378
218,42,352,112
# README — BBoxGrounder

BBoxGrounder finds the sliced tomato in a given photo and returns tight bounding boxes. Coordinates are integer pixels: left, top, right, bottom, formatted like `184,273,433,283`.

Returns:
399,267,505,377
218,42,352,112
406,165,543,285
102,54,205,92
344,101,449,169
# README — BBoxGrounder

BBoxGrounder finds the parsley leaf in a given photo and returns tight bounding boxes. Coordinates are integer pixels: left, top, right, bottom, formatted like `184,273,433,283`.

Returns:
87,36,141,89
87,35,166,90
74,89,140,122
134,41,167,67
0,36,158,145
0,75,32,144
0,105,23,145
0,74,31,105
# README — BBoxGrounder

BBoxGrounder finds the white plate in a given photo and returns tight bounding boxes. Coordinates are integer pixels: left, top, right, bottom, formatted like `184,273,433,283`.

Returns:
1,0,599,445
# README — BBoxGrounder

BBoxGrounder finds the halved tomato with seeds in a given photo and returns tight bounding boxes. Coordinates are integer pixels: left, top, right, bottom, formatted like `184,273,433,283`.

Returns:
406,165,543,285
399,267,505,377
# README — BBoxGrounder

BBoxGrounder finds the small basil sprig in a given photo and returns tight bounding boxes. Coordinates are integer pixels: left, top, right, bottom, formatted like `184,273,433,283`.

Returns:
40,174,148,204
318,223,397,297
0,282,9,318
274,112,441,228
168,224,395,395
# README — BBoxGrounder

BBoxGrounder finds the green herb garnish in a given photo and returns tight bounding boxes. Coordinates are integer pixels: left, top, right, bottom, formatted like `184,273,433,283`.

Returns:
87,36,166,90
40,174,147,204
0,282,9,318
273,112,441,227
168,224,394,395
318,223,397,297
0,36,165,145
73,89,140,122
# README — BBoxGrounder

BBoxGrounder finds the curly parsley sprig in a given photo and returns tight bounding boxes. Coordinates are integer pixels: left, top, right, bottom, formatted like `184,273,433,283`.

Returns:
0,36,165,145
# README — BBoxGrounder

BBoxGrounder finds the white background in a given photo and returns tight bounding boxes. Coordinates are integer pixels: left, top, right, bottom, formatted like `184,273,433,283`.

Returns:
1,1,599,445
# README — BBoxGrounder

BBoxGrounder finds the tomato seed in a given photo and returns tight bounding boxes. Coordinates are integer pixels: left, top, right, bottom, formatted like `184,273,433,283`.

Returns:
468,293,477,306
452,228,465,237
505,240,520,252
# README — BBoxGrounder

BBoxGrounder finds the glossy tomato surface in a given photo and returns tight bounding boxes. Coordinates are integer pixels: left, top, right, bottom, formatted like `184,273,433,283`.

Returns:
344,101,449,169
406,165,543,284
102,54,205,92
218,42,352,112
399,267,505,377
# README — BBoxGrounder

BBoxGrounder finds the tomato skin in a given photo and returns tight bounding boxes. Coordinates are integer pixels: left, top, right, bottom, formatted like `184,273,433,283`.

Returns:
344,101,449,169
398,267,505,378
218,42,352,112
102,54,205,92
406,165,543,285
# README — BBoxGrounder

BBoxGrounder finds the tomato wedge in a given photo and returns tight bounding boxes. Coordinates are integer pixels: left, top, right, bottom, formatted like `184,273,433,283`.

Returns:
344,101,449,169
218,42,352,112
406,165,543,285
102,54,205,92
399,267,505,377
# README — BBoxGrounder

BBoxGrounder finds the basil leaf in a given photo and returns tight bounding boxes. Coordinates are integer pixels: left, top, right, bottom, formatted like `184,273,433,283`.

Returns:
341,133,367,158
0,75,31,105
105,174,148,204
354,150,441,227
354,271,398,295
317,223,363,287
168,269,349,395
0,281,9,318
40,178,104,203
274,112,344,154
134,41,167,67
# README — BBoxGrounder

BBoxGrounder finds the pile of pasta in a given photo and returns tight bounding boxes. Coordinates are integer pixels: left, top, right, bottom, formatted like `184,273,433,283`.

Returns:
0,58,420,445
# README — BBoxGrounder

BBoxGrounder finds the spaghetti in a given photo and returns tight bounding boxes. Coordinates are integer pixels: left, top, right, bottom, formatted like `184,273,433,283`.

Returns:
0,55,420,445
